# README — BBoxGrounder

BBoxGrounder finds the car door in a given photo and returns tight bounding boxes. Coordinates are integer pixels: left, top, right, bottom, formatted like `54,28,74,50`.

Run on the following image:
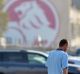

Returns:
0,52,7,74
27,52,48,74
2,51,29,74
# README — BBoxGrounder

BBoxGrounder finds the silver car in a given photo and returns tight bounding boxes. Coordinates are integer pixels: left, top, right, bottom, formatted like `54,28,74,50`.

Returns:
0,48,48,74
0,48,80,74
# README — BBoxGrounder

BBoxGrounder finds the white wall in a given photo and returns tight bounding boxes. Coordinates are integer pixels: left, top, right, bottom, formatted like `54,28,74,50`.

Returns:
50,0,70,48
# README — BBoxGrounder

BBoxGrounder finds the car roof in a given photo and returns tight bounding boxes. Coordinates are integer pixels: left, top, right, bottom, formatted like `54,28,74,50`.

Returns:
0,47,48,57
69,55,80,61
69,63,80,68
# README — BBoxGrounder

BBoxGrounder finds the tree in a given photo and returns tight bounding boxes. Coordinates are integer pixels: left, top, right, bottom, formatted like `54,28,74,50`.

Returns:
0,0,8,37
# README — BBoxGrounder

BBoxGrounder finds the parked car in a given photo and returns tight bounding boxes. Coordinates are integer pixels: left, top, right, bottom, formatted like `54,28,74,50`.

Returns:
68,63,80,74
0,48,48,74
69,55,80,65
0,48,80,74
76,48,80,56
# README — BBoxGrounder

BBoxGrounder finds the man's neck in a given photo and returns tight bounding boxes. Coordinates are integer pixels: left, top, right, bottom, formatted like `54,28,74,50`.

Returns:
57,47,65,52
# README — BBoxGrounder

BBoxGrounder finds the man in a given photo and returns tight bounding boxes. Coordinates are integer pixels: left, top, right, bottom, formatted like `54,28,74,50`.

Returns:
46,39,68,74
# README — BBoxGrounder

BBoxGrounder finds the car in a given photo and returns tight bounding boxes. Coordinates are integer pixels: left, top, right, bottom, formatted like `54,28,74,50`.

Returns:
68,48,80,56
0,48,48,74
0,47,80,74
76,48,80,56
69,55,80,65
68,63,80,74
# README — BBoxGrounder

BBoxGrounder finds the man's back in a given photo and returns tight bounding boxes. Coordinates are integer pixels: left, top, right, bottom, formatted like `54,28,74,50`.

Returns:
46,49,68,74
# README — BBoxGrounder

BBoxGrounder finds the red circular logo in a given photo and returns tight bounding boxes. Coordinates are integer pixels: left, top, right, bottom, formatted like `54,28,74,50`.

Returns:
3,0,59,47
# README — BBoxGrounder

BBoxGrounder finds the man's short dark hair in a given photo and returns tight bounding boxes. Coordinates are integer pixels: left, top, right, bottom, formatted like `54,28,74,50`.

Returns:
59,39,68,47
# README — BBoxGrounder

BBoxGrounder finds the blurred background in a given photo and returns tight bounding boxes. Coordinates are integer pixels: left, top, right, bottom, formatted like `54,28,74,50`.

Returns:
0,0,80,53
0,0,80,74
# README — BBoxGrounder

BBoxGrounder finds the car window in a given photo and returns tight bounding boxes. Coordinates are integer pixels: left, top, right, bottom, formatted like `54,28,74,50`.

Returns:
3,52,27,63
0,52,3,61
27,53,47,64
76,49,80,56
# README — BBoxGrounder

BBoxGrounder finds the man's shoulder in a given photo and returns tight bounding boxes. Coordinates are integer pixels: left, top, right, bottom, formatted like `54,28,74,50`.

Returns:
50,50,57,53
48,49,68,56
61,51,68,58
56,49,68,56
48,50,56,55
